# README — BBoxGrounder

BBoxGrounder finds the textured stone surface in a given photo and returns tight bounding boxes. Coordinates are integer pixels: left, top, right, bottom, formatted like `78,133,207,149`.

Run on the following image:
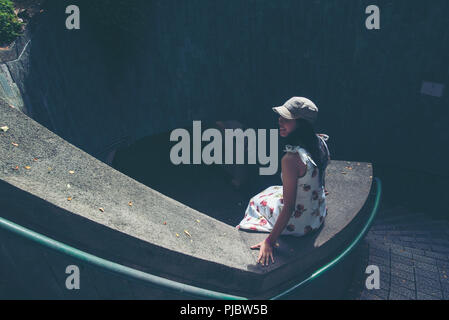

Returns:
349,211,449,300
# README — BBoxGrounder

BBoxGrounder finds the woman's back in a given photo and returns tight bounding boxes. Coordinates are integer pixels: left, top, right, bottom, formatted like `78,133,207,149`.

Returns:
280,141,328,236
237,134,330,236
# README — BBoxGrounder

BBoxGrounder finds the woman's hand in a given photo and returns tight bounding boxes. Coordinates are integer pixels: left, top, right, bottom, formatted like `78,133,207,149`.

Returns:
249,154,298,266
251,239,274,266
249,154,300,267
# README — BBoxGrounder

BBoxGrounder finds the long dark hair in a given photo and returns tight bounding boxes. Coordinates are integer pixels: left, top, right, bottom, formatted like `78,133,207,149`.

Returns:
282,118,327,185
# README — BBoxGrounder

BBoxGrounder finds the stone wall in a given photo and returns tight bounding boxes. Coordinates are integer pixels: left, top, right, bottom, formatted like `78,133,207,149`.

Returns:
2,0,448,173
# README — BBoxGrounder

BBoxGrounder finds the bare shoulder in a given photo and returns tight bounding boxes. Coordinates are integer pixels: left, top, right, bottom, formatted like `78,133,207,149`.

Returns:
282,152,299,164
282,152,306,177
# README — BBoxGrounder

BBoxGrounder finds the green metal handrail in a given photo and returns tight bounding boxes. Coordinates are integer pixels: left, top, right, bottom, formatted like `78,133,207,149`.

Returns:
0,178,381,300
0,216,246,300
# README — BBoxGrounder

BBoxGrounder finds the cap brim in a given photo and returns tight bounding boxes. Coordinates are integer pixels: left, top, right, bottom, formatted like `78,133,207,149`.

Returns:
272,106,295,120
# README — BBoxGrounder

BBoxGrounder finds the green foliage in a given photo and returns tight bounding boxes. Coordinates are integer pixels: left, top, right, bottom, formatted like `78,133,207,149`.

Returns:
0,0,23,46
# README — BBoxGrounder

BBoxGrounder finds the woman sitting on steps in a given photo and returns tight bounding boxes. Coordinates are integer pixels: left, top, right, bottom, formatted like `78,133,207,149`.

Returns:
237,97,331,266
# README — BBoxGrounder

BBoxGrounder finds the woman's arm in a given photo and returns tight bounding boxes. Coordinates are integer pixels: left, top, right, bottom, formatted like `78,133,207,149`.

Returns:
266,154,299,244
251,154,300,266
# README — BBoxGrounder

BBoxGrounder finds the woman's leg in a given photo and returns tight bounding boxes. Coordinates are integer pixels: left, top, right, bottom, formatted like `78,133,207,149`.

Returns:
237,186,283,232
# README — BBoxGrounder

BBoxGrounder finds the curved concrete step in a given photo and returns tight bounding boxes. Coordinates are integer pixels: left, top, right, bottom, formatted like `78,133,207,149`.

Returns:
0,100,376,299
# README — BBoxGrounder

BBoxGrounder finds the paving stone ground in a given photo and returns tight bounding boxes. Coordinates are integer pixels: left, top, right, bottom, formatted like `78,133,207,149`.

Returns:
347,205,449,300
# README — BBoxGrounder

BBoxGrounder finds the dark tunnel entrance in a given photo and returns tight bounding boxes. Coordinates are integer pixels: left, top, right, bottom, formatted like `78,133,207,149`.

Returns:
112,121,282,226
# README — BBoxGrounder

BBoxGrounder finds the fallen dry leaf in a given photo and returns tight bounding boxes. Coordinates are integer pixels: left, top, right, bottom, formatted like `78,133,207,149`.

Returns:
12,142,18,147
184,230,192,237
24,166,31,170
128,201,133,207
33,158,38,162
67,197,72,201
99,207,105,212
0,126,9,132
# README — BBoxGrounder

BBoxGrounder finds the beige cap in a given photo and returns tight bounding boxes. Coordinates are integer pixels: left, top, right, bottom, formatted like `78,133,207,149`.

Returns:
273,97,318,124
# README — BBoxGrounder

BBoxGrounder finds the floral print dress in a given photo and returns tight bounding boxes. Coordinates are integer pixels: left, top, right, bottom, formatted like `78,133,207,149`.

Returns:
237,135,330,237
